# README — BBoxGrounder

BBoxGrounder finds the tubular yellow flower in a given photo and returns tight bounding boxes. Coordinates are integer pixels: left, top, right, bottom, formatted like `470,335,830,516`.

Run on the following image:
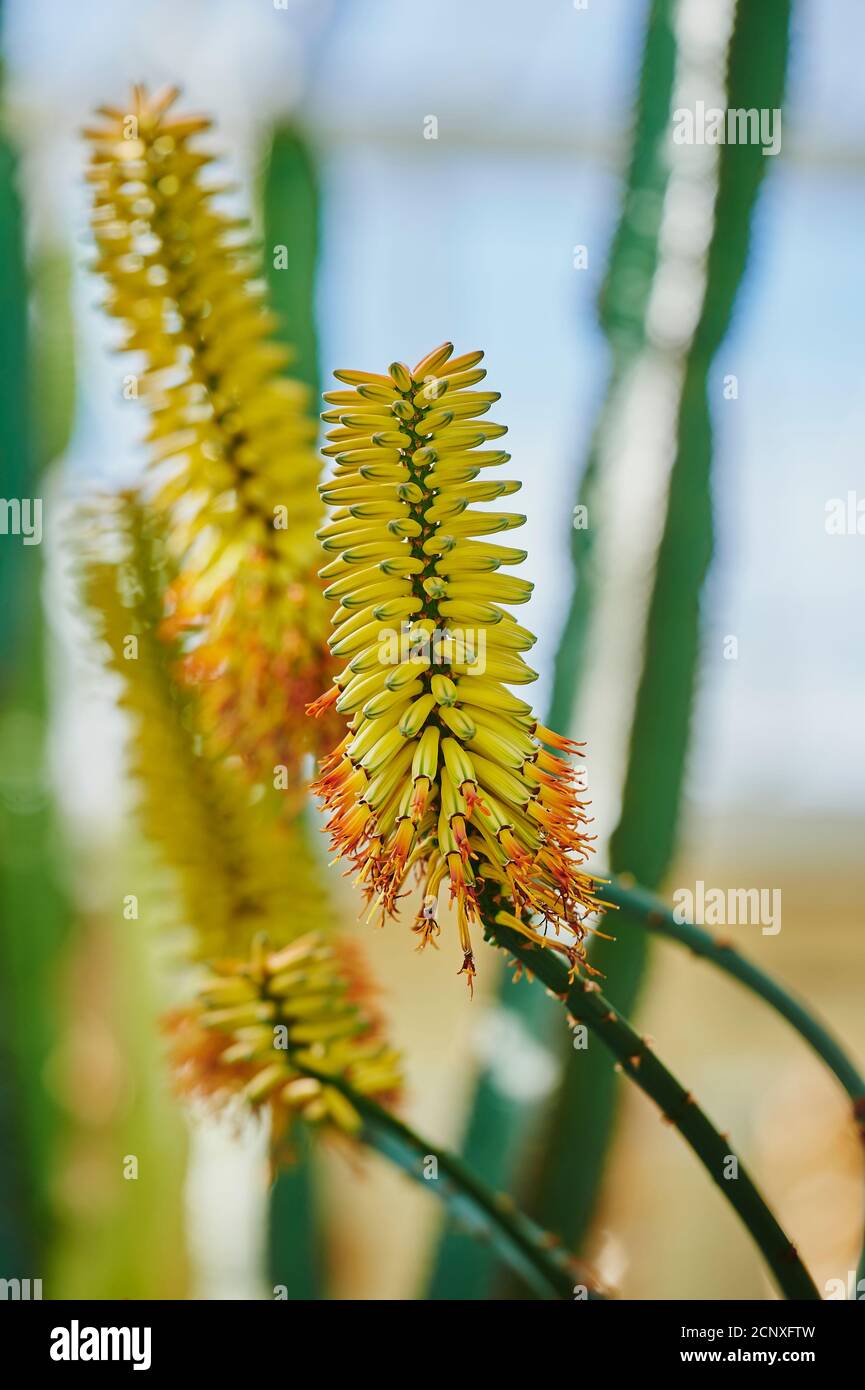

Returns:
84,85,335,790
168,931,402,1143
310,344,600,990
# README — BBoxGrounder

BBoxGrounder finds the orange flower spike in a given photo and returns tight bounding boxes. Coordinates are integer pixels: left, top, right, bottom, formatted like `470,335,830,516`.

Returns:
310,345,600,986
331,803,374,859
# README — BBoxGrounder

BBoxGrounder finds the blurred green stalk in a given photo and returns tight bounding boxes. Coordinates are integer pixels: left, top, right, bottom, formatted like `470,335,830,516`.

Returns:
295,1061,597,1300
529,0,793,1257
261,122,326,1301
427,0,679,1300
429,0,793,1298
263,126,321,400
0,107,39,1276
0,100,74,1278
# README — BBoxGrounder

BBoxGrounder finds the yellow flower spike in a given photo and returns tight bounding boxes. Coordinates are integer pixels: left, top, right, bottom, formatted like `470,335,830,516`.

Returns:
81,494,404,1145
80,494,343,962
311,346,601,988
80,494,395,1134
84,86,336,790
168,931,402,1145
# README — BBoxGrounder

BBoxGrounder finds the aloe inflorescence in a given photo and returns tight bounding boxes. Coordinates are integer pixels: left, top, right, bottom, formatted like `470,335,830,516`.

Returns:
169,932,402,1142
82,492,402,1137
310,344,600,990
84,85,335,794
82,494,296,962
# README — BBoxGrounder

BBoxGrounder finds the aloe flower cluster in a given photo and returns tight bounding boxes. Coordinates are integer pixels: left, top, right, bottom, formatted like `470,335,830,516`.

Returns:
310,344,599,989
81,92,401,1140
85,84,335,794
83,493,402,1133
170,932,401,1143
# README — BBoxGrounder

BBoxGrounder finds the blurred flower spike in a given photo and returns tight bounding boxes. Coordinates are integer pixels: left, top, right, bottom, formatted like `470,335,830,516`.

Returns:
84,85,336,796
169,932,402,1146
82,493,402,1140
310,344,600,990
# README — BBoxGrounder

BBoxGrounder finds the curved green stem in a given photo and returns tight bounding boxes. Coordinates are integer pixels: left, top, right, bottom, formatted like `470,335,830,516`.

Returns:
296,1061,600,1300
598,873,865,1286
486,917,820,1301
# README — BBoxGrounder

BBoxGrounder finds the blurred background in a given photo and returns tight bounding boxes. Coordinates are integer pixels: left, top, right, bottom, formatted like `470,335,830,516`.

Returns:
0,0,863,1300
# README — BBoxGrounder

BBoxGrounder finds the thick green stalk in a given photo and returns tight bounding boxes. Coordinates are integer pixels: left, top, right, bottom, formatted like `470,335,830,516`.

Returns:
486,919,819,1301
427,0,680,1300
526,0,793,1256
0,580,67,1281
260,120,325,1300
262,126,321,399
0,101,30,660
266,1126,323,1300
0,56,75,1280
599,875,865,1286
295,1062,599,1301
425,960,555,1300
549,0,679,698
0,58,33,1280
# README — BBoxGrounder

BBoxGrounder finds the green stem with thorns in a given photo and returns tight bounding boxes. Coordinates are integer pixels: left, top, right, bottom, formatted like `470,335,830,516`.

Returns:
598,874,865,1287
485,916,821,1301
294,1061,599,1301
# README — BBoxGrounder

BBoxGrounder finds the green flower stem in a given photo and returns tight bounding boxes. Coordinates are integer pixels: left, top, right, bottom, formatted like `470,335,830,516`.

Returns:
294,1061,598,1301
598,873,865,1285
486,918,821,1301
